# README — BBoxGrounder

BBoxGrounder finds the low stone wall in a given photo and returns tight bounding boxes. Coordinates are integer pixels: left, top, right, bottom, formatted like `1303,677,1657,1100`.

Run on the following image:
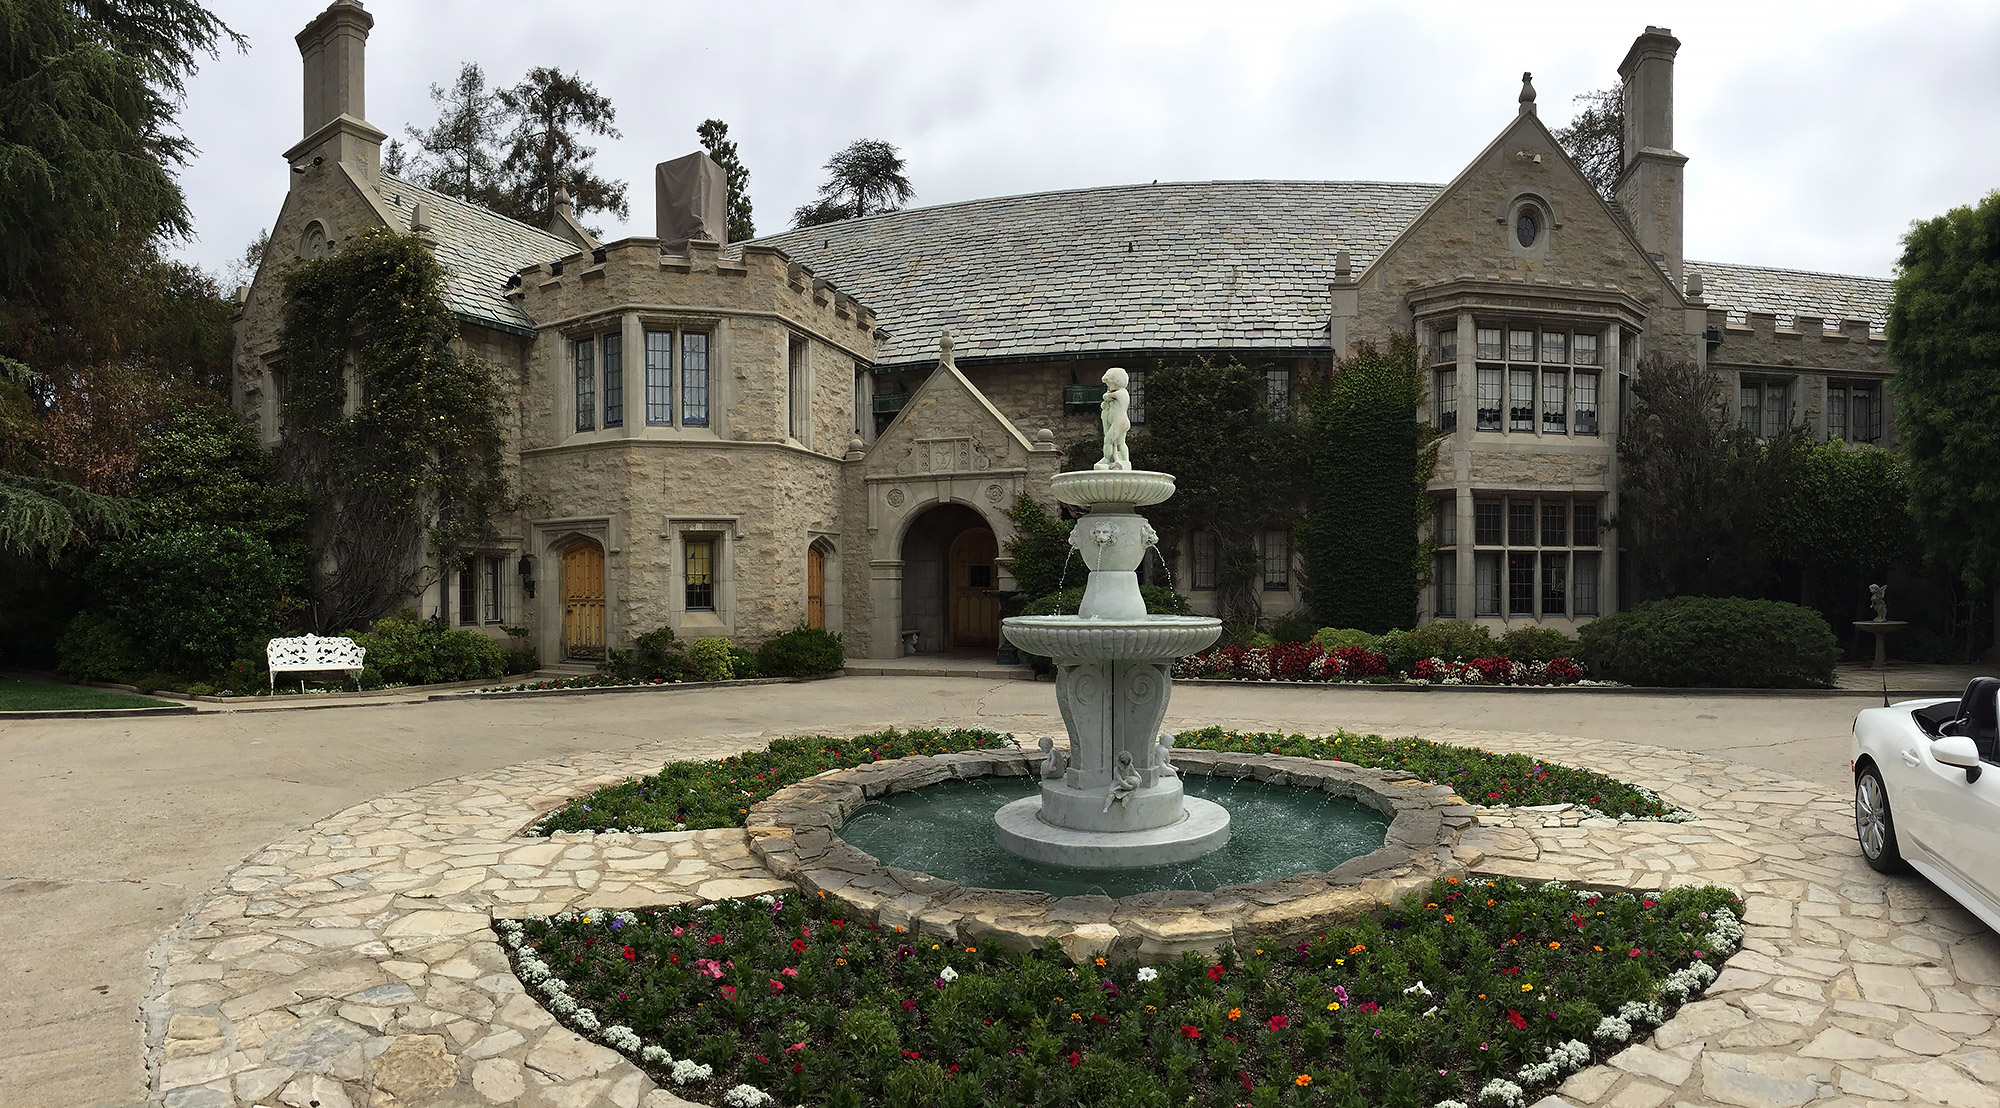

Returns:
745,748,1479,963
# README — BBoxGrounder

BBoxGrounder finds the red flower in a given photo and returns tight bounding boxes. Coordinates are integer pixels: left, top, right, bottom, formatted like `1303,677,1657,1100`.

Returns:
1207,964,1227,981
768,978,784,994
1068,1051,1082,1068
901,1050,921,1060
792,938,807,954
1239,1071,1254,1093
1506,1009,1528,1030
1266,1015,1289,1032
720,985,737,1000
621,945,636,961
1357,1001,1377,1014
1181,1025,1202,1039
902,999,917,1012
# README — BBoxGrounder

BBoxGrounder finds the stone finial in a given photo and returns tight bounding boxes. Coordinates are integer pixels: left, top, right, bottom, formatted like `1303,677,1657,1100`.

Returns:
845,436,865,457
409,200,432,234
1035,428,1055,443
554,186,573,216
938,331,956,371
1684,270,1704,300
1334,249,1352,282
234,284,251,304
1519,72,1537,116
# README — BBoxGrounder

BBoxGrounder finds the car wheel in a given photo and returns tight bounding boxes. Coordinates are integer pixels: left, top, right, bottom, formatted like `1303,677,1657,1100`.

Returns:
1855,766,1908,874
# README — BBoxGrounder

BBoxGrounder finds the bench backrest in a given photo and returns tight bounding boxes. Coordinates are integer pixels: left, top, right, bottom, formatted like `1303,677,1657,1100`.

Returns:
267,633,367,671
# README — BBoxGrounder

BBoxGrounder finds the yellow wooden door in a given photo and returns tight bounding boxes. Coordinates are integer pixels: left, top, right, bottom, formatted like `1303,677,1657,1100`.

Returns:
561,541,606,659
807,546,827,630
947,528,999,648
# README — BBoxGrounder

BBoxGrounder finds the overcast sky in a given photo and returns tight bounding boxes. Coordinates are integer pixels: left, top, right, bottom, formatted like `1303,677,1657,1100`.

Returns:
170,0,2000,284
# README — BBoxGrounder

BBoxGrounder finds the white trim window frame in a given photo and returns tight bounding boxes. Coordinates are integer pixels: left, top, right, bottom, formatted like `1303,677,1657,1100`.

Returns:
1471,321,1605,437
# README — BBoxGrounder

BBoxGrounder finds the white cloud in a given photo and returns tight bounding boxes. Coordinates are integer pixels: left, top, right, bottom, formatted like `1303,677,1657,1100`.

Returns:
171,0,2000,280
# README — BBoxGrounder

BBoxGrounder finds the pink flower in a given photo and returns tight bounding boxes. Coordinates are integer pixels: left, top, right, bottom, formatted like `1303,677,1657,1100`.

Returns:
720,985,737,1000
781,967,798,977
694,958,724,979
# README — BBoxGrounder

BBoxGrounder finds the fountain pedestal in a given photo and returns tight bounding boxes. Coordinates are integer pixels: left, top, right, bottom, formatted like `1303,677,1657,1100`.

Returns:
997,469,1227,869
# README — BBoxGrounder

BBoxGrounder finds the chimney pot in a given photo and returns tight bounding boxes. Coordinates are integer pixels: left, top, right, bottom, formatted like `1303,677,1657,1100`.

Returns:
655,152,728,249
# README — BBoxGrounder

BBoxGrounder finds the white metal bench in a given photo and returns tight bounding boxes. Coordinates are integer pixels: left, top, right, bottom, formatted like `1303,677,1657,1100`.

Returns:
267,633,367,691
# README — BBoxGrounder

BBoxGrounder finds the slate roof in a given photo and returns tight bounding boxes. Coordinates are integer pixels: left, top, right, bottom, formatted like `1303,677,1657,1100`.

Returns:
376,174,578,335
1685,259,1894,332
755,181,1445,367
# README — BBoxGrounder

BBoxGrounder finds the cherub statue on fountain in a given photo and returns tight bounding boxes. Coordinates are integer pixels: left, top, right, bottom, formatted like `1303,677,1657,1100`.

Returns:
1154,732,1178,777
1037,736,1069,781
1093,367,1131,472
1869,583,1889,623
1102,750,1143,812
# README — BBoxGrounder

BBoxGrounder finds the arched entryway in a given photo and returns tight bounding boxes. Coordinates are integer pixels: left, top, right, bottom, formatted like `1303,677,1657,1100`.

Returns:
560,539,606,660
900,503,1000,653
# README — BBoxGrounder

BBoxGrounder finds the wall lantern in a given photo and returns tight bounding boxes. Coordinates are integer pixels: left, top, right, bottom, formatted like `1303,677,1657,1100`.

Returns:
518,554,537,599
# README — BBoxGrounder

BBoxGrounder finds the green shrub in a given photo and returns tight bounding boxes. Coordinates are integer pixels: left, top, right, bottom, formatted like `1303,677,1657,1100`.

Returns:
55,611,138,684
603,625,686,680
349,612,506,685
1577,596,1839,688
501,625,538,675
728,646,760,678
88,525,286,677
686,636,735,682
357,666,385,690
1216,620,1272,649
1268,615,1317,643
1498,625,1577,662
1311,626,1384,653
1376,619,1496,670
755,624,845,677
184,682,216,697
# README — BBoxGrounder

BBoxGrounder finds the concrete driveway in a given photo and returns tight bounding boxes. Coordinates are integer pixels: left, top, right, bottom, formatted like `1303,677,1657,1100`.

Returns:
0,678,1873,1107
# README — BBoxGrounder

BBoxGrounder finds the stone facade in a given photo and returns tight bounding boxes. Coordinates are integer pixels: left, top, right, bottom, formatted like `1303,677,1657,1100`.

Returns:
238,6,1899,660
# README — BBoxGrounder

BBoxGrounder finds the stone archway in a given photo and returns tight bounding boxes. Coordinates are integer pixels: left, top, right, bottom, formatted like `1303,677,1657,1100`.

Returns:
898,502,1001,654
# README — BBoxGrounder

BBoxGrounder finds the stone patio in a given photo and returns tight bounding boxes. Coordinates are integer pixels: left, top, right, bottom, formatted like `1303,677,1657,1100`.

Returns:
142,724,2000,1108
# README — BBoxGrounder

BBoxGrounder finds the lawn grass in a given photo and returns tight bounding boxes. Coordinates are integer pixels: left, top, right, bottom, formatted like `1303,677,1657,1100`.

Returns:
0,676,175,712
504,878,1744,1108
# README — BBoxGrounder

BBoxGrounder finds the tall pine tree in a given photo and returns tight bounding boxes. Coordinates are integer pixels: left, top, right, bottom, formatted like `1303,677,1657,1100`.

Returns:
397,63,507,208
697,119,755,241
494,67,628,229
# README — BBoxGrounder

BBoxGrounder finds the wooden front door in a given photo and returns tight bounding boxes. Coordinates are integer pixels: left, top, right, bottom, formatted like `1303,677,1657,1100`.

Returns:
946,527,999,649
807,545,827,630
560,541,606,659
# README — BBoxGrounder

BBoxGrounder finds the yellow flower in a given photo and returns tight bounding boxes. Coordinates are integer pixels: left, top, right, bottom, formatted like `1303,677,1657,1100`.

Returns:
1443,914,1455,923
835,957,847,965
1326,1002,1340,1011
1522,984,1534,992
932,944,940,950
1145,1005,1157,1013
1095,957,1106,967
1070,1013,1082,1022
1227,1008,1241,1020
1335,958,1345,966
1295,1074,1312,1087
1549,942,1561,949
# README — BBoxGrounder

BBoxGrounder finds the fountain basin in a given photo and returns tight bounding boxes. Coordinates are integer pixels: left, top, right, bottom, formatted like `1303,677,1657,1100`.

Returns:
1001,615,1221,661
993,793,1232,868
1050,469,1178,509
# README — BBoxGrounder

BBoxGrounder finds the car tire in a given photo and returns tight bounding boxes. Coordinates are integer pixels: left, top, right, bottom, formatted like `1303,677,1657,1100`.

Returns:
1855,765,1908,874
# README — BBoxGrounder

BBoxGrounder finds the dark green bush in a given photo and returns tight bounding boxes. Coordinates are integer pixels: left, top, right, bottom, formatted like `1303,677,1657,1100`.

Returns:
349,612,505,685
55,611,138,684
1268,615,1317,643
755,624,845,677
1311,626,1383,653
1577,596,1839,688
1376,619,1496,670
1498,626,1577,662
88,525,286,677
603,625,686,680
728,645,760,679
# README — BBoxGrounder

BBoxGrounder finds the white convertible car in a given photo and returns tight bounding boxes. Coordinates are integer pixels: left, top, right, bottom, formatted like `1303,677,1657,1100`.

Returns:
1852,677,2000,932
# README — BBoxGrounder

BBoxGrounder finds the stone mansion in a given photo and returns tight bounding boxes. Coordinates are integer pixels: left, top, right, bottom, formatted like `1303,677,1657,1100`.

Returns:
235,2,1895,663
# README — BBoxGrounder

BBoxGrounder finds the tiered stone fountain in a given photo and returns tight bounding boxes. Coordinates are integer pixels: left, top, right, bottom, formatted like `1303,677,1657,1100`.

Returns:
995,368,1227,868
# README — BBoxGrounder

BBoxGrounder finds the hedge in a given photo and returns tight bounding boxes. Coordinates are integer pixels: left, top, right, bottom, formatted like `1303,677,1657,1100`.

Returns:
1576,596,1839,688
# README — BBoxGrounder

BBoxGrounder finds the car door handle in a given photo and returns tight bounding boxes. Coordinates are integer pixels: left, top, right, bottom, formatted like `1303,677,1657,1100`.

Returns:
1902,749,1922,768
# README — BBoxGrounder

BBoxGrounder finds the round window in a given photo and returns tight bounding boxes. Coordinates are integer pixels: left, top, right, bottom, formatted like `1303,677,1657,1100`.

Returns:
1515,207,1541,248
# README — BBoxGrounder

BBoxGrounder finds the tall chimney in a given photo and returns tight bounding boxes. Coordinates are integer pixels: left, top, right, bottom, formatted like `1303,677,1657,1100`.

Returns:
655,153,729,249
1614,26,1686,288
287,0,386,183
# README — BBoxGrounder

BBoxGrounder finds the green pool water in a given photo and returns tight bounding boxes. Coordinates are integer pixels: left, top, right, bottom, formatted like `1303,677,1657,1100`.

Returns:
836,775,1391,899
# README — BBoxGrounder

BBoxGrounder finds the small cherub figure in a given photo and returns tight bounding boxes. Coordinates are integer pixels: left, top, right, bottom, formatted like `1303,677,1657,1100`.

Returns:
1154,732,1178,777
1094,367,1132,471
1038,735,1069,781
1102,750,1143,812
1869,583,1889,623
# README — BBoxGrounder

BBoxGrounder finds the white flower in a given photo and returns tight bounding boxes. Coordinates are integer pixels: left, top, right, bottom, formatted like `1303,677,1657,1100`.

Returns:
1135,967,1158,983
1594,1015,1632,1043
614,911,639,926
1422,1005,1439,1018
1478,1078,1525,1107
754,894,777,906
1435,1101,1471,1108
671,1059,714,1085
602,1024,641,1054
722,1085,776,1107
1403,980,1432,997
572,1009,600,1032
1516,1060,1559,1084
1546,1039,1589,1075
640,1044,673,1066
938,966,959,983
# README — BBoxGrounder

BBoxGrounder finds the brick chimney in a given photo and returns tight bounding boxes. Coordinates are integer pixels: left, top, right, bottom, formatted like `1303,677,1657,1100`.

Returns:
655,152,729,249
286,0,387,184
1614,26,1686,289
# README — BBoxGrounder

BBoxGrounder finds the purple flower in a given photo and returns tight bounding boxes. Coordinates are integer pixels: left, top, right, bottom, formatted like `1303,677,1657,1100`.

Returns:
610,919,624,931
1099,980,1120,996
1334,985,1349,1004
896,945,915,962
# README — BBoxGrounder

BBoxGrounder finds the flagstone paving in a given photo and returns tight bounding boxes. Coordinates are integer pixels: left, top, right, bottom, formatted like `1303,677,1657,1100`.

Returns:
143,724,2000,1108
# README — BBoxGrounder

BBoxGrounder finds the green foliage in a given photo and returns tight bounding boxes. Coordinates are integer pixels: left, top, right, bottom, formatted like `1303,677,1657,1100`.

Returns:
1302,338,1437,632
54,610,138,683
1131,359,1307,625
1175,727,1679,817
1577,596,1839,688
0,472,133,564
512,876,1739,1106
532,728,1011,833
1375,620,1497,670
130,402,310,601
1887,189,2000,587
349,611,505,686
494,66,628,228
756,624,846,677
279,228,513,630
792,139,914,228
1497,626,1576,663
87,525,284,676
1311,627,1383,653
1552,87,1623,200
1268,615,1316,643
697,119,756,241
1018,585,1191,618
395,63,508,209
603,625,687,681
1001,495,1074,602
0,676,167,711
687,636,735,682
1769,440,1918,623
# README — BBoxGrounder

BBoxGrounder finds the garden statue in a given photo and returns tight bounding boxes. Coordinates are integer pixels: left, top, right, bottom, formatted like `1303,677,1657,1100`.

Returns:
1037,735,1069,781
1154,732,1178,777
1102,750,1143,812
1094,366,1132,471
1869,583,1889,623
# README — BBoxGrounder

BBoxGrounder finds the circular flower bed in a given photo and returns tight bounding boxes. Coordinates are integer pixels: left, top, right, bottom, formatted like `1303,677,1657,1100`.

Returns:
1175,644,1602,686
498,879,1743,1108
